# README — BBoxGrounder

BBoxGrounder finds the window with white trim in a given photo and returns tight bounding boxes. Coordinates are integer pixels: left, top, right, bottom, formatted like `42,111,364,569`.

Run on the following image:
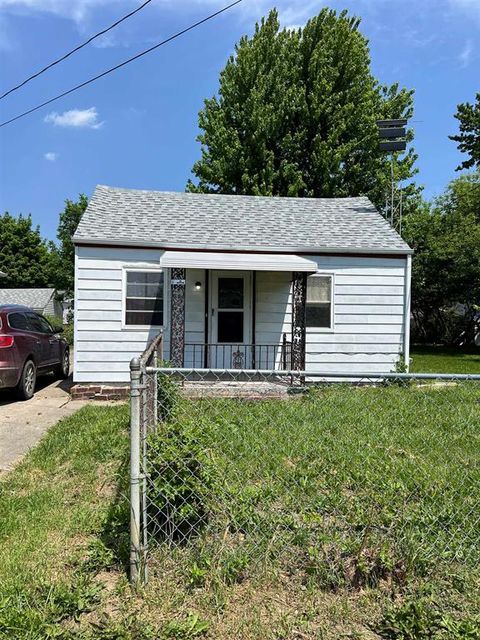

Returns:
125,270,164,326
306,274,333,329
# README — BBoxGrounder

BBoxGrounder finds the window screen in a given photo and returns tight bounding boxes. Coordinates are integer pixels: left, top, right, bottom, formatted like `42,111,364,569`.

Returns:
306,275,332,328
125,271,164,326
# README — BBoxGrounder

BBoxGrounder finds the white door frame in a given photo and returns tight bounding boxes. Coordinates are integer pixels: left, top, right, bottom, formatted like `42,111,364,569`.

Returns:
208,270,252,367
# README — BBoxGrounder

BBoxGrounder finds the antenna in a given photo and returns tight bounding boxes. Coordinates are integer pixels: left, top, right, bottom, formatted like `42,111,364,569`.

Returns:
377,119,407,234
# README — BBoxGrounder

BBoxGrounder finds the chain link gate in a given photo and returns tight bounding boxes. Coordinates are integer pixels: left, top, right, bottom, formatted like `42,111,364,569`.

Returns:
129,345,480,602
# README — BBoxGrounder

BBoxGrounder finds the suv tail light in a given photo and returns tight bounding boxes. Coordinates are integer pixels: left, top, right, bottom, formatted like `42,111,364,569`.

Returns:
0,335,14,348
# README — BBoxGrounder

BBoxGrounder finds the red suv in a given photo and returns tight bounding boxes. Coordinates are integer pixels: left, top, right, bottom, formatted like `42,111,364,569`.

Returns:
0,304,70,400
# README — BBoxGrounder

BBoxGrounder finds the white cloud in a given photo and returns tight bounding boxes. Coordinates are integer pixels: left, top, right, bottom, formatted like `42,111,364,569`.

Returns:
44,107,104,129
44,151,58,162
458,38,474,66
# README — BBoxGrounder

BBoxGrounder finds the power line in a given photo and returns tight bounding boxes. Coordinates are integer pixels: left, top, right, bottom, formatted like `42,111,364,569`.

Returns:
0,0,243,128
0,0,154,101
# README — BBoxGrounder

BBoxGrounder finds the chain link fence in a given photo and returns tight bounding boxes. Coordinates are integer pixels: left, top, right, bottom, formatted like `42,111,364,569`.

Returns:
129,348,480,616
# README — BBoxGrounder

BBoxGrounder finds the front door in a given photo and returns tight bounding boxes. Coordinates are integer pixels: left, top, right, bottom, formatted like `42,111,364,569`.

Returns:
210,271,251,369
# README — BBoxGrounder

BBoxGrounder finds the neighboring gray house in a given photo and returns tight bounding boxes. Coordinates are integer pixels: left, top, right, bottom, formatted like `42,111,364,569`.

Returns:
0,288,62,318
73,185,412,384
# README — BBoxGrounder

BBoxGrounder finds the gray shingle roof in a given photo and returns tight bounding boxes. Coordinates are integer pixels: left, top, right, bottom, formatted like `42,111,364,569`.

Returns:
73,185,412,254
0,288,55,310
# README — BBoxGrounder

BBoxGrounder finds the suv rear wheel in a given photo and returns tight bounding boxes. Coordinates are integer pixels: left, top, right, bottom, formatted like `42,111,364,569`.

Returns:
17,359,36,400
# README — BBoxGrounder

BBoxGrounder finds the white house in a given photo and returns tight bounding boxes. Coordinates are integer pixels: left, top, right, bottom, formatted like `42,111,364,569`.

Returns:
72,185,412,384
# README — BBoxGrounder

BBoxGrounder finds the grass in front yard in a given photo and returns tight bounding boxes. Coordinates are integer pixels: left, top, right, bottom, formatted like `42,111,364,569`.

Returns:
142,382,480,638
410,345,480,374
0,404,131,639
0,384,479,639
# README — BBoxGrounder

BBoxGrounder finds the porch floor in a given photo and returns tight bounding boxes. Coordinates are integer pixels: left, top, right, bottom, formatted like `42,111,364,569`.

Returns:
181,379,292,399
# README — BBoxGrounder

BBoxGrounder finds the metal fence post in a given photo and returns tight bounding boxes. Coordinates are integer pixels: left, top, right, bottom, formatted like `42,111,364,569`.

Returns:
130,357,142,585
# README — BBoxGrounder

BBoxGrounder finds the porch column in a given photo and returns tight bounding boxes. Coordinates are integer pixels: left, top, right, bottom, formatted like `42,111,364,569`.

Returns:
291,271,307,370
170,267,186,367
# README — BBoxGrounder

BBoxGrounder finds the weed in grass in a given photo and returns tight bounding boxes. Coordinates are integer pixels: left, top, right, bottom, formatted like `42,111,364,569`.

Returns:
187,559,211,589
0,575,102,639
72,614,161,639
163,613,209,638
376,591,480,639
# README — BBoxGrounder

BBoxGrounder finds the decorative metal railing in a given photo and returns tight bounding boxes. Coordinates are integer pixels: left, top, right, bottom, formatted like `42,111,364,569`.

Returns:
184,334,291,370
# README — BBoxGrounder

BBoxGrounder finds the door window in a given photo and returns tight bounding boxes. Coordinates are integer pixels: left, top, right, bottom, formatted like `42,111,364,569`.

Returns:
217,277,244,343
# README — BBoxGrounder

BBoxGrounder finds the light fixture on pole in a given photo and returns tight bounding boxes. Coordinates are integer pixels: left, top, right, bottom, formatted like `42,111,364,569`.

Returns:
377,118,407,234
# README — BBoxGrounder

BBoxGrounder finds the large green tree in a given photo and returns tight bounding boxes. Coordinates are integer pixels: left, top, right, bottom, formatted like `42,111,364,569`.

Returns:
0,212,54,288
404,171,480,344
187,8,418,209
449,92,480,171
50,195,88,294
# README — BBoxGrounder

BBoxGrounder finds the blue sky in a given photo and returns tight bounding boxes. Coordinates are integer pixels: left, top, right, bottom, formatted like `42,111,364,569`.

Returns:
0,0,479,241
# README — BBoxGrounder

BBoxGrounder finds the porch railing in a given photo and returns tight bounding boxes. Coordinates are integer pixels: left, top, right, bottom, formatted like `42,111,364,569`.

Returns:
184,334,291,370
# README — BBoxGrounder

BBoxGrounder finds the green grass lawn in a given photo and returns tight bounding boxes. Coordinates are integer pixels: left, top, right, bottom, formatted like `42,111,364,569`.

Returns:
0,384,479,639
410,345,480,374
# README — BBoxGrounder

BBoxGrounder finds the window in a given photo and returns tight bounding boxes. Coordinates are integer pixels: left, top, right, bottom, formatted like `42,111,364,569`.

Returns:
217,277,244,343
26,312,53,334
125,270,164,326
306,275,333,329
8,312,29,330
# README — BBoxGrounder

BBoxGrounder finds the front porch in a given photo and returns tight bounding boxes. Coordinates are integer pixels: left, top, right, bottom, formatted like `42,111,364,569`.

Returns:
168,264,309,371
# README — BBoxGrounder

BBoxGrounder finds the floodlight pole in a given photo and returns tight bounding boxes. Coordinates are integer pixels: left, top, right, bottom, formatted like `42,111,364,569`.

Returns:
391,154,395,226
376,118,407,232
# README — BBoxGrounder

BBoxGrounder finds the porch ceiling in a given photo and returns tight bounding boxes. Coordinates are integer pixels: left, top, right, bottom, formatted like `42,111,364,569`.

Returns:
159,251,317,272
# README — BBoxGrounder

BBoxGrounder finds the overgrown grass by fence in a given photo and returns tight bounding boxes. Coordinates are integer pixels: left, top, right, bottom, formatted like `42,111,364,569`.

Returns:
133,369,480,636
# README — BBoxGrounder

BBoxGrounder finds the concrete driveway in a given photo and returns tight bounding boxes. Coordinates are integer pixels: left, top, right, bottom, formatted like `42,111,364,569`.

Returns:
0,375,86,473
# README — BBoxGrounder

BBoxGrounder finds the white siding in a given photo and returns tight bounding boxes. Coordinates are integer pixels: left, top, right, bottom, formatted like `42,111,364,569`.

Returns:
253,256,407,374
304,255,407,374
184,269,206,368
74,247,408,383
74,246,169,383
255,271,291,369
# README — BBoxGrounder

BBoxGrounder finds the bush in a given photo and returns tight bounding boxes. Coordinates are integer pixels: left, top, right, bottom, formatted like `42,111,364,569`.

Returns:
44,313,63,333
157,365,180,422
147,417,215,542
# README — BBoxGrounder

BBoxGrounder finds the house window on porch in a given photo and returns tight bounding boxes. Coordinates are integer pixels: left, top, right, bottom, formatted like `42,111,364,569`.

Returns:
124,270,164,326
306,275,333,329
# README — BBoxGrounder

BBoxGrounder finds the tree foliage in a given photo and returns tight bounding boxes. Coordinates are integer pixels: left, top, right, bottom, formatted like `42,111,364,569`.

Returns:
449,92,480,171
404,171,480,345
0,195,86,294
50,195,88,294
188,8,418,209
0,212,55,288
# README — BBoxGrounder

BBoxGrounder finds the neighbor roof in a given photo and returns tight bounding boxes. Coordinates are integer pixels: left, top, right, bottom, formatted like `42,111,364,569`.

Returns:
0,288,55,310
73,185,412,255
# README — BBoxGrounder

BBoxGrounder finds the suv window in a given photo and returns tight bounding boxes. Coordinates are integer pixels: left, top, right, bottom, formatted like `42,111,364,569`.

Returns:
8,312,29,330
26,312,53,334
